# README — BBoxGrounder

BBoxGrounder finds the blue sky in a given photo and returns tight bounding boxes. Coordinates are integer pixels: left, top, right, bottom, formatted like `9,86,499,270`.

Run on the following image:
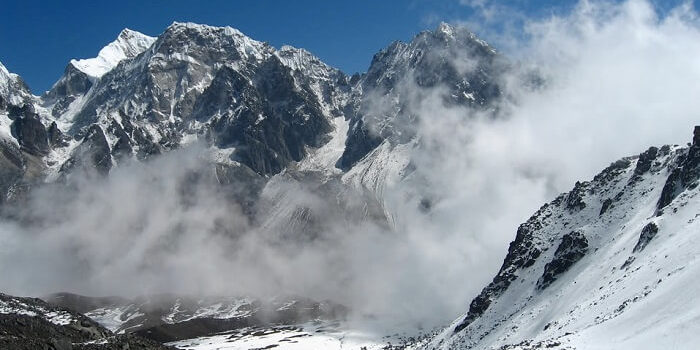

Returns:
0,0,691,93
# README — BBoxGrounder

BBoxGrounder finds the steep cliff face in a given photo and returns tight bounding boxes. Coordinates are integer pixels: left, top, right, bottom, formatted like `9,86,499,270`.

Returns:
0,22,505,218
423,128,700,350
338,22,505,171
47,22,349,177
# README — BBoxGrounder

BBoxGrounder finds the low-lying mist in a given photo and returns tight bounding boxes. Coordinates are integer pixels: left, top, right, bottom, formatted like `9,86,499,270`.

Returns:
1,0,699,334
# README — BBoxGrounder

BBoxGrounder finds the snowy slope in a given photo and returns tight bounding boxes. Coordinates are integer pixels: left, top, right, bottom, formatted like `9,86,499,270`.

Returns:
167,322,392,350
71,28,156,79
0,293,79,326
0,61,33,106
421,129,700,350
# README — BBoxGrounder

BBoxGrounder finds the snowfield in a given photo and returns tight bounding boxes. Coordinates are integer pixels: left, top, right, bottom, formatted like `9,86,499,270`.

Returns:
169,322,391,350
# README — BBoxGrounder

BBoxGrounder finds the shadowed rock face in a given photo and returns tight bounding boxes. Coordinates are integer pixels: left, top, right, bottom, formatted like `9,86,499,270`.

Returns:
193,57,332,175
44,63,94,118
632,222,659,253
60,125,113,176
536,231,589,290
339,23,506,170
39,23,348,178
657,127,700,212
10,106,49,156
633,146,658,176
454,209,547,333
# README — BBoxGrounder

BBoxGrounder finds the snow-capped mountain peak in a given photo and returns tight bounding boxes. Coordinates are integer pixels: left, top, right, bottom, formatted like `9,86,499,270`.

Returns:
0,61,32,106
159,21,269,62
436,21,456,36
70,28,156,79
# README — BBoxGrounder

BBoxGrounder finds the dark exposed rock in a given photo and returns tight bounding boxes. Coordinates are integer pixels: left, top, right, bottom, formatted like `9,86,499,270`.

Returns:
7,103,34,119
599,198,613,216
593,158,633,187
214,162,265,215
536,231,588,290
119,114,161,160
60,125,112,176
46,63,93,99
565,181,587,212
337,118,383,170
0,141,26,205
48,122,70,148
107,119,133,160
193,58,332,175
620,256,636,269
657,128,700,211
632,222,658,253
454,212,545,333
133,297,347,343
10,111,49,156
633,146,658,176
44,63,94,118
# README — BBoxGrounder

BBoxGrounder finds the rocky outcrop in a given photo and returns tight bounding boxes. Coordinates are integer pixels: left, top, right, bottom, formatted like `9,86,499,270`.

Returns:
632,222,659,253
632,146,658,176
9,105,49,156
60,125,112,176
454,207,547,333
536,230,588,290
657,127,700,212
47,122,70,148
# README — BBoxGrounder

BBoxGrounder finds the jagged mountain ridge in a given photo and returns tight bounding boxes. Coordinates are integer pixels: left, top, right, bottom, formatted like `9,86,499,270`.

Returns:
0,23,497,189
0,21,502,236
419,128,700,349
339,22,505,171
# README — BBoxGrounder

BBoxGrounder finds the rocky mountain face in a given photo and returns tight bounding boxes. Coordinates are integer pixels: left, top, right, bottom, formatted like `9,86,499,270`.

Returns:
48,22,349,176
0,293,173,350
420,128,700,350
0,21,504,235
339,22,504,171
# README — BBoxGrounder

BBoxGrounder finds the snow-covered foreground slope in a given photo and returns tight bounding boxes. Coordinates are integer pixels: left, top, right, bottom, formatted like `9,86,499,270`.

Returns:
421,128,700,350
168,322,393,350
